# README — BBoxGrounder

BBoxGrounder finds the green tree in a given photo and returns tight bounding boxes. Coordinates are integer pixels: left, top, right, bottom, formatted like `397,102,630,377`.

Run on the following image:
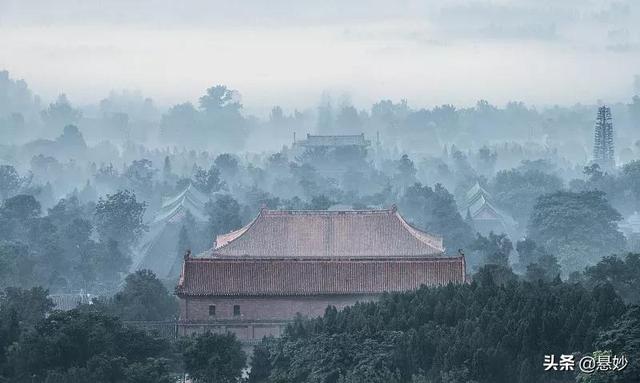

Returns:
162,156,173,180
6,310,172,382
524,253,561,283
199,86,241,114
90,239,131,290
593,307,640,382
107,270,178,321
182,332,246,383
214,154,240,180
622,160,640,210
0,194,40,221
124,159,155,198
335,105,363,133
0,241,35,288
516,237,545,266
198,86,248,151
491,167,563,226
45,197,99,287
176,224,192,258
307,195,333,210
0,165,23,201
0,287,53,378
584,253,640,304
206,194,242,238
160,102,200,147
474,264,518,286
528,191,626,274
476,146,497,176
441,366,478,383
248,342,272,383
123,358,175,383
395,154,417,189
0,286,53,331
95,190,147,251
0,195,131,291
56,125,87,153
256,275,624,383
0,194,40,242
41,94,82,129
399,183,474,251
193,165,224,194
471,232,512,267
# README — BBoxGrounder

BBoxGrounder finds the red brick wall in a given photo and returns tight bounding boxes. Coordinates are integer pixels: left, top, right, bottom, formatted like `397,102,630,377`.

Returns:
178,294,380,341
182,294,379,322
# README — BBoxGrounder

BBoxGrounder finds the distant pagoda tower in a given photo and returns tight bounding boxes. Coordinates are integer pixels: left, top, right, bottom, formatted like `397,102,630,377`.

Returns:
593,105,615,170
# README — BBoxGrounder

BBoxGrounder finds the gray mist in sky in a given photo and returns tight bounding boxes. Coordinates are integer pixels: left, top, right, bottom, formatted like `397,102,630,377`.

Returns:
1,0,640,113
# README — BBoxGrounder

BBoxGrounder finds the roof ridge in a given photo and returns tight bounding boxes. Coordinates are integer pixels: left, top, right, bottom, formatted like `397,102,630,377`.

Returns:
261,208,394,215
188,255,462,262
393,211,444,252
306,134,364,137
161,182,208,209
214,212,262,250
466,182,491,201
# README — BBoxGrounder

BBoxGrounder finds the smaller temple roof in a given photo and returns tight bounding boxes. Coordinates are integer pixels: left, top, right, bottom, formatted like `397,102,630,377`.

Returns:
153,183,209,224
463,182,513,222
213,208,444,258
466,194,500,220
131,183,209,275
295,133,370,148
176,256,465,297
465,181,491,204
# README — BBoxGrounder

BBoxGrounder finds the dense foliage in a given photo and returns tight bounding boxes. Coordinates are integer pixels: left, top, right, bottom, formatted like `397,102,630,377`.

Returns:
250,274,627,383
592,306,640,382
182,332,247,383
528,191,626,274
0,287,175,382
7,310,174,382
95,190,147,252
98,269,178,321
0,194,139,292
584,253,640,305
471,232,513,268
0,286,244,383
491,167,563,226
399,183,474,251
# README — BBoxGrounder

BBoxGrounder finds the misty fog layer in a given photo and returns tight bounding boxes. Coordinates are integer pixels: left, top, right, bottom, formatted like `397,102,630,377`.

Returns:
2,0,640,111
2,63,640,283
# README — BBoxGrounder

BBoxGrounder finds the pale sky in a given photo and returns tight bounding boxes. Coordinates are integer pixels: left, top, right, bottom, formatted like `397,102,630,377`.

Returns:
1,0,639,115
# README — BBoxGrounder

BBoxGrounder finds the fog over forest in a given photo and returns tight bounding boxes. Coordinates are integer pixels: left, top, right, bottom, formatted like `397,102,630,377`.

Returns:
3,63,640,282
2,1,640,382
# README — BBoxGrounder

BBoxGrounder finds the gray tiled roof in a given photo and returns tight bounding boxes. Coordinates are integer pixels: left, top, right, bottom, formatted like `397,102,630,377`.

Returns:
213,208,444,258
177,256,465,296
